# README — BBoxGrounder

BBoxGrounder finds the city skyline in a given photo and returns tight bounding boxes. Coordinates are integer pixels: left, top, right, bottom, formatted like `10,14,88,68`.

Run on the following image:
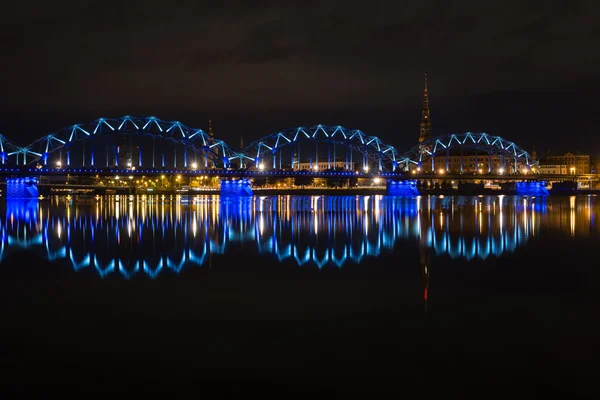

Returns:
0,1,598,155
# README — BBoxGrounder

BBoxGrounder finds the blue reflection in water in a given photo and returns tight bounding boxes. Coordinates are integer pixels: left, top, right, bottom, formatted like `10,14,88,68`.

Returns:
0,194,580,279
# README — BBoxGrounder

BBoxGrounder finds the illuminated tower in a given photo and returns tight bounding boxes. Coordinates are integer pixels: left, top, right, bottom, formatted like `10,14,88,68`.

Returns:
293,148,298,170
209,120,219,161
418,73,431,144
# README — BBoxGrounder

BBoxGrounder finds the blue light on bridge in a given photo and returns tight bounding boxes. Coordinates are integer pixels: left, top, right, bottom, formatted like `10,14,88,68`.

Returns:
5,177,38,198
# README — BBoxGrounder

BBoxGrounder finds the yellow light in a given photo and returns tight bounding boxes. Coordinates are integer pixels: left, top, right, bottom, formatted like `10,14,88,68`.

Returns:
161,175,165,179
115,176,120,180
176,175,182,181
128,176,133,180
438,169,445,174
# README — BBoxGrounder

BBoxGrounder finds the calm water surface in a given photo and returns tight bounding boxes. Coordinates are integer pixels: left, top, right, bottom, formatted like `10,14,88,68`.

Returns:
0,194,593,275
1,194,599,396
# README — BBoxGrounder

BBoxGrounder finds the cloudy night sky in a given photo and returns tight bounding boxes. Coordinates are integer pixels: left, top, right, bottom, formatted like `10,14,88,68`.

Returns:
0,0,598,155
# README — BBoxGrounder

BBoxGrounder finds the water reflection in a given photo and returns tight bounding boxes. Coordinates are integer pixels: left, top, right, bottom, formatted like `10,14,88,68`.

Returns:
0,194,595,278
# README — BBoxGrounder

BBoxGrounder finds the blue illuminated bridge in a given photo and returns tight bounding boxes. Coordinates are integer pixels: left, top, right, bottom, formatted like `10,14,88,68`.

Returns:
0,115,550,198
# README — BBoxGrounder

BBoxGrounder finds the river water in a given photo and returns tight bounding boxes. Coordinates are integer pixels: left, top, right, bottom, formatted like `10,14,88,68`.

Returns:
1,194,599,396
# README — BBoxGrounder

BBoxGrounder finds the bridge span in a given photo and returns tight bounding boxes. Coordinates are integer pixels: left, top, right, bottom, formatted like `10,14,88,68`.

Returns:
0,115,579,197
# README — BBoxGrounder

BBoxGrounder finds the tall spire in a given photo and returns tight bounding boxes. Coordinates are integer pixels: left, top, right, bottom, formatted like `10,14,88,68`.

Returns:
418,73,431,144
208,120,218,158
208,120,214,137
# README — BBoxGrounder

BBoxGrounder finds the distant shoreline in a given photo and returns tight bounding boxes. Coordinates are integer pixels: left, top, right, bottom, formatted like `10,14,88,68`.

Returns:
30,186,600,197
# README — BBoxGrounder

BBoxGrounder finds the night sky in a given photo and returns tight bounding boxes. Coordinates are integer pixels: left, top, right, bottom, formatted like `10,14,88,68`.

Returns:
1,0,599,156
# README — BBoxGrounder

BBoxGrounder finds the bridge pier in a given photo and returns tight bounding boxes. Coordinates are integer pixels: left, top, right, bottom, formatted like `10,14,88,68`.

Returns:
220,178,253,197
515,181,549,196
387,179,420,196
5,177,39,199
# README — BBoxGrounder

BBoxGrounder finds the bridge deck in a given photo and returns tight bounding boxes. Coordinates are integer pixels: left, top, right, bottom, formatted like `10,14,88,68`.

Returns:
0,167,596,182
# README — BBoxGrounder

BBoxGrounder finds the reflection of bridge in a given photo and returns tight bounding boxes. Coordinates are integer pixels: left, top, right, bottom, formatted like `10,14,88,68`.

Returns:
0,116,560,197
0,195,549,278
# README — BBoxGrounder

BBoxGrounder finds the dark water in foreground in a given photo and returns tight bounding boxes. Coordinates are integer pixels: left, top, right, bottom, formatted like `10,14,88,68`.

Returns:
1,195,599,397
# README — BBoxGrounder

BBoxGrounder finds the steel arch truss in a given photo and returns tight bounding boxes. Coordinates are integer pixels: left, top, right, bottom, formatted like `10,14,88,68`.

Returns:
0,134,25,166
19,116,239,168
403,132,538,171
239,125,412,171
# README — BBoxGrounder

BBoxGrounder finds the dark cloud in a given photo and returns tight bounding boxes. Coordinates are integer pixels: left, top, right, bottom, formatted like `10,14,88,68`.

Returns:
0,0,599,153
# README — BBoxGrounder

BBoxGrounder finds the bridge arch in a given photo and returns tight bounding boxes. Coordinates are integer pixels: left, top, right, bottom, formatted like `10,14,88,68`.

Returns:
238,125,413,172
0,134,25,166
402,133,538,174
18,116,239,169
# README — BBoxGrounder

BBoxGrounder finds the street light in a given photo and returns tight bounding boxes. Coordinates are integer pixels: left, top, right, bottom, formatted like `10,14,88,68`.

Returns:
313,165,319,171
373,177,381,185
258,163,265,171
499,168,505,175
191,162,198,169
56,161,62,168
438,169,445,174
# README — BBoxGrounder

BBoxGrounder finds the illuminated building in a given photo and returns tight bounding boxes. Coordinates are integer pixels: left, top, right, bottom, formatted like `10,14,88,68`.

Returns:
538,164,568,175
543,152,590,174
294,161,355,171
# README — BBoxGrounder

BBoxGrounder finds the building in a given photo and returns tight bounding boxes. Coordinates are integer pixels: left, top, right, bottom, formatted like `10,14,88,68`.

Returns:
295,161,355,171
423,154,524,174
538,164,568,175
543,152,590,174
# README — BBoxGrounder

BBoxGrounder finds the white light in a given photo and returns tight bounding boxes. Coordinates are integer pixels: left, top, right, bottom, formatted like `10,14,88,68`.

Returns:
258,163,265,171
115,176,120,180
126,161,132,167
313,165,319,171
499,168,504,174
191,162,198,169
438,169,445,174
363,166,369,172
373,177,381,184
56,162,62,168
